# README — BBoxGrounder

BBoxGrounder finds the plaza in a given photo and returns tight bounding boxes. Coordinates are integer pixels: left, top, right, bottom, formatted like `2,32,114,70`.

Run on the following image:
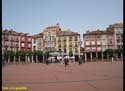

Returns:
2,61,123,91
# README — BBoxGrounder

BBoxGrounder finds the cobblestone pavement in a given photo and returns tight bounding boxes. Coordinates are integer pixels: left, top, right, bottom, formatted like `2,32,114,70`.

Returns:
2,61,123,91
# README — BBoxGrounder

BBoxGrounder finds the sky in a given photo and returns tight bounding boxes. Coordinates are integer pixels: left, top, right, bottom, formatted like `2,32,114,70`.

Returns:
2,0,123,46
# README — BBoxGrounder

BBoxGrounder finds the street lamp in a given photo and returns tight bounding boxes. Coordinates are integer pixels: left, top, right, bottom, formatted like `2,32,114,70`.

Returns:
77,40,82,64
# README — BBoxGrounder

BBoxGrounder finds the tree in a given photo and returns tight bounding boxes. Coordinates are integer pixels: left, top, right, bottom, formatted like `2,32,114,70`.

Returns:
103,49,113,59
44,51,50,60
115,48,123,58
26,50,32,62
32,50,43,63
17,50,26,62
4,50,15,62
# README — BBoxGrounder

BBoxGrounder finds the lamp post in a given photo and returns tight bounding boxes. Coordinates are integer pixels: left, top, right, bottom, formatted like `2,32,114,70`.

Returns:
77,40,82,64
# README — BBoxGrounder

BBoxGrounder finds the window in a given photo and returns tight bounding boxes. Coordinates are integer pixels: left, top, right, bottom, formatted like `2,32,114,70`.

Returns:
22,43,25,47
34,39,36,43
97,35,100,38
69,36,72,41
28,38,31,41
22,37,25,41
64,49,66,53
75,48,78,53
110,40,112,44
75,36,77,41
91,35,95,40
63,37,66,41
33,46,36,51
28,43,31,48
16,48,18,51
117,40,120,43
69,48,72,52
117,45,120,48
58,37,61,42
85,35,89,40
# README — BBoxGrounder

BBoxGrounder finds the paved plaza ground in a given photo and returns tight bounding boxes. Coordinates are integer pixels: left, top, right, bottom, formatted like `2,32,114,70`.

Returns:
2,61,123,91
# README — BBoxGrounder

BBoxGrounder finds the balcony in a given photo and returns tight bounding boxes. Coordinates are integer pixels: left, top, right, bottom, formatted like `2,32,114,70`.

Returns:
16,44,19,48
69,45,72,47
16,39,19,42
22,38,25,42
64,45,67,47
4,45,8,47
74,39,77,41
58,45,61,48
10,39,14,42
69,39,72,41
10,45,14,48
4,37,8,41
58,40,61,42
63,39,66,41
28,40,31,43
75,44,78,47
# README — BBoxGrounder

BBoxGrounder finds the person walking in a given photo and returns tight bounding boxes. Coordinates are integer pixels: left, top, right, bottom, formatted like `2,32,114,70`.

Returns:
64,58,68,67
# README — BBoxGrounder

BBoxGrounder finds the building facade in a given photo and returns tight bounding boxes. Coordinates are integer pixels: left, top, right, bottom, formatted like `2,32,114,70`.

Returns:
19,33,32,51
107,23,123,49
2,29,32,54
2,29,20,54
32,33,43,51
43,24,61,52
83,30,115,62
56,29,81,61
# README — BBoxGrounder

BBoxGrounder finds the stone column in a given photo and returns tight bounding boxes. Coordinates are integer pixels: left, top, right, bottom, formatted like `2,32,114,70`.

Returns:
27,56,30,63
43,55,44,63
25,56,27,63
19,56,21,63
121,53,123,59
85,53,87,62
102,52,103,61
32,55,34,63
14,56,16,63
8,56,10,63
90,52,92,62
96,52,98,61
36,55,38,63
107,53,109,60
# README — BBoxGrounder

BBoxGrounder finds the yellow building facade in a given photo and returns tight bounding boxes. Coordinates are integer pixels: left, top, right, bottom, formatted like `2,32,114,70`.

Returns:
56,30,81,60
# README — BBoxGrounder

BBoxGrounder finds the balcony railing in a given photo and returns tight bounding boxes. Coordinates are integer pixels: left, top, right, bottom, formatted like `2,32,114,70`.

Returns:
63,39,66,41
69,45,72,47
58,40,61,42
75,44,78,47
16,39,19,42
64,45,67,47
69,39,72,41
22,39,25,42
58,45,61,48
10,39,14,42
28,40,31,43
74,39,77,41
16,44,19,47
10,45,14,48
4,45,8,47
4,37,8,41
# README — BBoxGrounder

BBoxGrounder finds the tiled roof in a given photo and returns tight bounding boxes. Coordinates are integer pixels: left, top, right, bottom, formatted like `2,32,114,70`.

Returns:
32,33,43,38
45,26,59,29
2,29,19,35
2,29,31,36
58,29,80,36
109,23,123,28
83,29,113,35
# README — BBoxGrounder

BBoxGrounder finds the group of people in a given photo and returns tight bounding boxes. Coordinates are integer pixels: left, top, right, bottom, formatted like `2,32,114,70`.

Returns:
45,56,82,67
